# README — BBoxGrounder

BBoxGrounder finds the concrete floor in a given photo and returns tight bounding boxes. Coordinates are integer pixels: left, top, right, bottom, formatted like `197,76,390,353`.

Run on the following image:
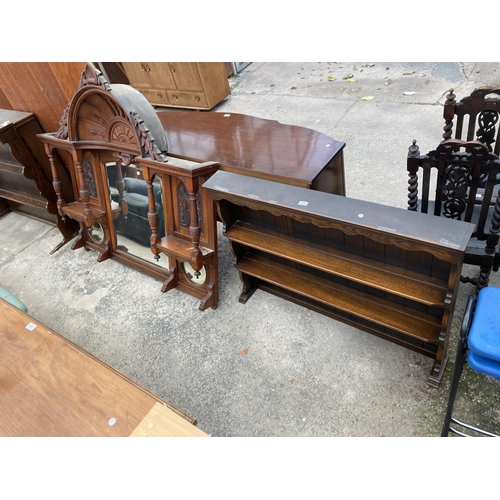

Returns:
1,62,500,438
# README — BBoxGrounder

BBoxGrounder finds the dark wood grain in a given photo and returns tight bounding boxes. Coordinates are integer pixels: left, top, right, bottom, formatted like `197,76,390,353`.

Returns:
0,87,11,109
408,138,500,289
0,109,77,240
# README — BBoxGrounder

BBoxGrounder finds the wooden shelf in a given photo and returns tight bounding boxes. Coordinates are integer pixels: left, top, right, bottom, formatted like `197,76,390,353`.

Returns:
0,187,47,209
205,170,475,387
227,221,447,307
61,202,106,221
237,253,442,343
156,235,214,262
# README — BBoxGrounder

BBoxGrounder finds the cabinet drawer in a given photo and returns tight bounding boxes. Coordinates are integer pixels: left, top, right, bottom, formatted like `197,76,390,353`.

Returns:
166,91,208,109
137,88,171,106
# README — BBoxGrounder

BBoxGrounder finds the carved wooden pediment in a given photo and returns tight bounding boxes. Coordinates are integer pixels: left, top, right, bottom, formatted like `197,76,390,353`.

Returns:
55,63,112,140
55,62,168,162
67,87,138,146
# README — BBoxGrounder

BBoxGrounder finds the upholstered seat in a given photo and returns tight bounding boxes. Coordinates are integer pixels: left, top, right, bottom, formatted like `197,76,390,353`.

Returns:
114,177,165,246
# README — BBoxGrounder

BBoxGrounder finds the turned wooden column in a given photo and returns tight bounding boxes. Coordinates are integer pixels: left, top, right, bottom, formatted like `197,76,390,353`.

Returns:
186,177,203,275
46,148,67,218
75,154,94,227
442,89,456,142
144,170,161,261
407,140,420,212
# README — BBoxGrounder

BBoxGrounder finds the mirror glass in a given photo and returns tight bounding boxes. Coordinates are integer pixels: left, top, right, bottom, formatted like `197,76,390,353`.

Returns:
105,160,169,269
88,222,105,243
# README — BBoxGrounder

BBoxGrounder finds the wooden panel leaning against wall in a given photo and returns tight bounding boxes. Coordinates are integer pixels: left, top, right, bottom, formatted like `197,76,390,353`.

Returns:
0,63,85,246
0,62,84,133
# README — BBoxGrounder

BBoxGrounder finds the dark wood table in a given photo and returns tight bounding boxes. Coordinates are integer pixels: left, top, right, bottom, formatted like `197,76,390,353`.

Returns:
157,111,346,195
0,109,77,245
0,298,207,437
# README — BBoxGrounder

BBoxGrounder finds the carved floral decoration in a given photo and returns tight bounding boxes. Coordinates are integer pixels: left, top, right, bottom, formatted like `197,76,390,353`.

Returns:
130,111,167,162
177,181,203,231
82,154,97,198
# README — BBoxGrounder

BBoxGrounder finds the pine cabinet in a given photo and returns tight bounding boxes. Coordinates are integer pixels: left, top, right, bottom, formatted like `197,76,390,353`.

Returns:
121,62,231,110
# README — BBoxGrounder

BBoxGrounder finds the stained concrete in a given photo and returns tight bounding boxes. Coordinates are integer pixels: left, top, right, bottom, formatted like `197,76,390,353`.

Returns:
1,62,500,437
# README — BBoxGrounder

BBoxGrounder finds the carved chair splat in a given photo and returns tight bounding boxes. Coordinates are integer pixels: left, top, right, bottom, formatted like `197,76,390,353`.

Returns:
443,86,500,157
407,138,500,289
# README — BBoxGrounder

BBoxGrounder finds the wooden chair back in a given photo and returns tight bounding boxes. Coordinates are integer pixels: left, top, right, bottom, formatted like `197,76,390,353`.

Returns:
443,86,500,157
407,138,500,289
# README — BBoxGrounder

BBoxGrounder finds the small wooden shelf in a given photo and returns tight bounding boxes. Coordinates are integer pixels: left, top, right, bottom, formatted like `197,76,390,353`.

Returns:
156,235,214,262
0,187,47,209
0,161,23,174
61,202,106,222
0,108,77,238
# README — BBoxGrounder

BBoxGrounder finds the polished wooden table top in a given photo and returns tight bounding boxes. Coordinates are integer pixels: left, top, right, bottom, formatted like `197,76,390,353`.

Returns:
157,110,345,189
0,299,207,437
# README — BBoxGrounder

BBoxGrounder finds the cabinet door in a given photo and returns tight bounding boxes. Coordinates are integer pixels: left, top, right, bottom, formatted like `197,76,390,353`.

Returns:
169,63,203,92
148,64,176,90
121,63,178,92
120,63,154,90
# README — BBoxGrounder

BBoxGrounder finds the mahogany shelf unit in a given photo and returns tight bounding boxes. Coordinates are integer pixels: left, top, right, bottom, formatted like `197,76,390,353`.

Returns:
204,170,475,387
38,63,220,310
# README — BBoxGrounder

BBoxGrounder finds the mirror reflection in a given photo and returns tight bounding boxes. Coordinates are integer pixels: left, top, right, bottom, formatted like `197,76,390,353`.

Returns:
105,161,169,269
88,222,105,244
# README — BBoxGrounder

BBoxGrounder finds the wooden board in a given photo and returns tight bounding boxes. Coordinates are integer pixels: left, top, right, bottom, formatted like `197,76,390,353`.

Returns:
0,62,84,133
130,402,207,437
0,299,206,437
